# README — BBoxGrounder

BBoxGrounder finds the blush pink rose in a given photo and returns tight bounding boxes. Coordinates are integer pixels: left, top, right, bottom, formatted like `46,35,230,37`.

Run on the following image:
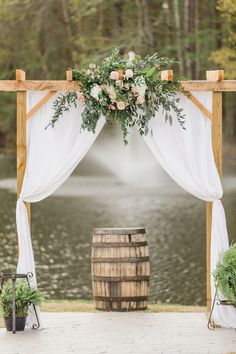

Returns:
78,92,85,104
125,69,134,79
109,92,117,101
110,71,119,80
136,95,145,104
116,101,126,110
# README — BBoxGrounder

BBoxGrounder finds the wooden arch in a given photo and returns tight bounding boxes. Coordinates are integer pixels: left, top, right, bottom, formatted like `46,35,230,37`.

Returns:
1,69,236,314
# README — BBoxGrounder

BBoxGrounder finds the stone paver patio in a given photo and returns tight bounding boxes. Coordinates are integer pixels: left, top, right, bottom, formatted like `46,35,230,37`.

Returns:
0,312,235,354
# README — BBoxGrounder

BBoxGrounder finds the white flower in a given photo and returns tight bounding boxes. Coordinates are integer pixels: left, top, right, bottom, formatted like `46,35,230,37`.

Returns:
115,80,123,88
131,85,139,97
106,85,117,101
127,51,136,64
110,71,119,80
117,101,126,110
134,76,147,95
89,63,96,69
125,69,134,79
90,84,102,100
78,92,85,104
136,95,145,104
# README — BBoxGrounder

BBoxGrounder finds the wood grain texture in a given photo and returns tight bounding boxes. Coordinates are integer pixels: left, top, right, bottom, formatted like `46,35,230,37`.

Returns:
15,69,26,81
91,228,150,311
206,70,224,81
161,70,173,81
0,80,236,91
16,90,30,222
66,70,73,81
27,91,56,120
187,93,213,121
206,72,223,313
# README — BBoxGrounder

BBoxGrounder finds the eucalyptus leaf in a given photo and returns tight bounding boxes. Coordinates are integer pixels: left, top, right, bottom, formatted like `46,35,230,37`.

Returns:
47,48,186,144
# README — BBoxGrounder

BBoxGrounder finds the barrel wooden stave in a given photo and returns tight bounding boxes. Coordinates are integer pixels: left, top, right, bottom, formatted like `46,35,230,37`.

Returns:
91,228,150,311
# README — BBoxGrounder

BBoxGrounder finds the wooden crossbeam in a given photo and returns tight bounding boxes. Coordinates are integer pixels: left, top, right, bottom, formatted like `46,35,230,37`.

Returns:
0,80,235,92
26,70,75,120
26,91,56,120
161,70,213,121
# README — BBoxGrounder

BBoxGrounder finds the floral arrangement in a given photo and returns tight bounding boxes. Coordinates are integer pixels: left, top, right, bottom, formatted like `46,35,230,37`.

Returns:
47,48,186,144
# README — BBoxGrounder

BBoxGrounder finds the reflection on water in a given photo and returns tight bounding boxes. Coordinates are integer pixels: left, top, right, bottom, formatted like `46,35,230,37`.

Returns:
0,144,235,306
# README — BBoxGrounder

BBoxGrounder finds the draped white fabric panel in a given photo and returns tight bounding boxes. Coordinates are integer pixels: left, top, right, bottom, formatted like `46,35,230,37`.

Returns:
17,91,105,328
16,90,235,330
143,91,236,328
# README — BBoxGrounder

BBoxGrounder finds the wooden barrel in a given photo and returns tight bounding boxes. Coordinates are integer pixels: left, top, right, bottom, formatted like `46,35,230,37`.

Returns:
91,228,150,311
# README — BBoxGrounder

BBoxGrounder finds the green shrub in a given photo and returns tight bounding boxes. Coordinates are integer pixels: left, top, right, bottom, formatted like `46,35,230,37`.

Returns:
214,243,236,303
0,279,43,317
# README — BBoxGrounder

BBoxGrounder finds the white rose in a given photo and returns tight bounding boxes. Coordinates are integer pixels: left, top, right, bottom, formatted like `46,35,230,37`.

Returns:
89,63,96,69
136,95,145,104
127,51,136,64
137,84,147,95
109,92,117,101
115,80,123,88
116,101,126,110
131,85,139,97
90,84,102,100
125,69,134,79
110,71,119,80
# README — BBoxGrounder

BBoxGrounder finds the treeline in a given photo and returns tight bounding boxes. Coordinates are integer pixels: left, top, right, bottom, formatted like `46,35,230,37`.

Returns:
0,0,235,148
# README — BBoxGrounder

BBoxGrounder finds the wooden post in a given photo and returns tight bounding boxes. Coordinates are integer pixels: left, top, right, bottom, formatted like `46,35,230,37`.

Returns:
160,70,173,81
66,70,73,81
16,70,30,222
206,70,223,312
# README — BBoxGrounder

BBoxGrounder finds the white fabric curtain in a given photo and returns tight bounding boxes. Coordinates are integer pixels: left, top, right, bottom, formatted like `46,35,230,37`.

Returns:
16,90,235,330
143,91,236,328
16,91,105,328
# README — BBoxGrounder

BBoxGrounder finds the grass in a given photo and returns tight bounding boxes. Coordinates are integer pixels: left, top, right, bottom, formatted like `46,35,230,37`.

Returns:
0,300,206,328
41,300,206,313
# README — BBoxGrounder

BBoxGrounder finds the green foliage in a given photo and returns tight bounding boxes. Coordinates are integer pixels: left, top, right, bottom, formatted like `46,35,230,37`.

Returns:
214,244,236,303
0,280,44,317
0,0,235,148
48,49,185,144
210,0,236,78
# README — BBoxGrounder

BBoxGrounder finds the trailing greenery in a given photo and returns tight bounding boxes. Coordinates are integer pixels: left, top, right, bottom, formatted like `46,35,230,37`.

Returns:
214,243,236,304
0,280,44,317
47,49,186,144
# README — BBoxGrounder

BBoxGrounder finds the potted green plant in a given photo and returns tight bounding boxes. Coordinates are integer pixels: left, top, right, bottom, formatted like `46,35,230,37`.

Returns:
0,279,43,331
214,243,236,306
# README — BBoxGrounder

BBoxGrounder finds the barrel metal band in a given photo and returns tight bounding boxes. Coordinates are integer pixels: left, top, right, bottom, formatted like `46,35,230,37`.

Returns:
94,296,148,301
92,241,148,248
92,275,150,282
91,256,150,263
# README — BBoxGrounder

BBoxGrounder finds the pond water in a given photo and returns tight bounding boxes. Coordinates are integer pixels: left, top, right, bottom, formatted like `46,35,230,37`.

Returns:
0,129,235,305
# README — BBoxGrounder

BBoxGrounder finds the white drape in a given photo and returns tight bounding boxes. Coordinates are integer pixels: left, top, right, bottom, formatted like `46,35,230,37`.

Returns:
16,91,105,328
143,91,236,328
16,90,235,330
